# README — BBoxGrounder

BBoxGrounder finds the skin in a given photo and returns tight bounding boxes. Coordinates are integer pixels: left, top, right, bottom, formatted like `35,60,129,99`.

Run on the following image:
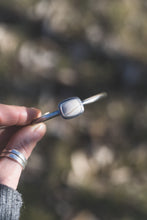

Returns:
0,104,46,189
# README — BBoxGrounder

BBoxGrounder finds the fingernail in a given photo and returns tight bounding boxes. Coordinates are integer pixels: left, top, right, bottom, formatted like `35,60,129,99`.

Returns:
30,108,42,117
26,108,41,124
31,123,45,132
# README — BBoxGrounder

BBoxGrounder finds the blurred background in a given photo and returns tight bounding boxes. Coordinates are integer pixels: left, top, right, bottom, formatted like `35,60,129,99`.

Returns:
0,0,147,219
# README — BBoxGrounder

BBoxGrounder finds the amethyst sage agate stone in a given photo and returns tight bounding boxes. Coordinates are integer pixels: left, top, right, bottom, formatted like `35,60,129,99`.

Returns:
59,97,84,119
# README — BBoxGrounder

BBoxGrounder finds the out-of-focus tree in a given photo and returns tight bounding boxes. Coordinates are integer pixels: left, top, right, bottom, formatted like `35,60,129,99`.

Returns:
0,0,147,219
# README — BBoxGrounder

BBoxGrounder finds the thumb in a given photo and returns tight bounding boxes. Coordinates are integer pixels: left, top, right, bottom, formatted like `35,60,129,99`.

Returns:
6,123,46,160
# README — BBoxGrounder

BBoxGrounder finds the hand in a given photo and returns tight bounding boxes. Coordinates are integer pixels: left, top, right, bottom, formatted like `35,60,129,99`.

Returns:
0,104,46,189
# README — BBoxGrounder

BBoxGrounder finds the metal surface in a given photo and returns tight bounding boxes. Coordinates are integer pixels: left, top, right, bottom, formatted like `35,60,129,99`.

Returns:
82,92,107,105
0,150,27,169
32,110,60,124
31,92,107,124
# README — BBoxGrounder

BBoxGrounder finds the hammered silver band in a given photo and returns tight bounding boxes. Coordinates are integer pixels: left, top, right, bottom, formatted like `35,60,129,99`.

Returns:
0,149,27,169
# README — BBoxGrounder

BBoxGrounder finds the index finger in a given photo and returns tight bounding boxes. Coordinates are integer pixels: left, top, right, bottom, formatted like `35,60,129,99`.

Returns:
0,104,41,127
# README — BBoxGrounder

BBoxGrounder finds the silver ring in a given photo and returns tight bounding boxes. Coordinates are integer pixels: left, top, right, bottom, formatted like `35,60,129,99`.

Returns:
10,149,27,165
0,149,27,169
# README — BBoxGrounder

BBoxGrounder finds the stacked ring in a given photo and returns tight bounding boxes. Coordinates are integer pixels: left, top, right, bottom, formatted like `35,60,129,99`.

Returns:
0,149,27,169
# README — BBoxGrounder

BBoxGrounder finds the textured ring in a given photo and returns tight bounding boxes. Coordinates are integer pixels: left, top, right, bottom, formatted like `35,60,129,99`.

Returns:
0,149,27,169
9,149,27,166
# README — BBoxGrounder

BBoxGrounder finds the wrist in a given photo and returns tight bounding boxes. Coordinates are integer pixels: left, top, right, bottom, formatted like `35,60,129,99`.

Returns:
0,157,22,189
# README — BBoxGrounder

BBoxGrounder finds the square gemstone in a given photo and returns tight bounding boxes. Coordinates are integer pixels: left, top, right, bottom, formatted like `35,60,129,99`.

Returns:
59,97,84,119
